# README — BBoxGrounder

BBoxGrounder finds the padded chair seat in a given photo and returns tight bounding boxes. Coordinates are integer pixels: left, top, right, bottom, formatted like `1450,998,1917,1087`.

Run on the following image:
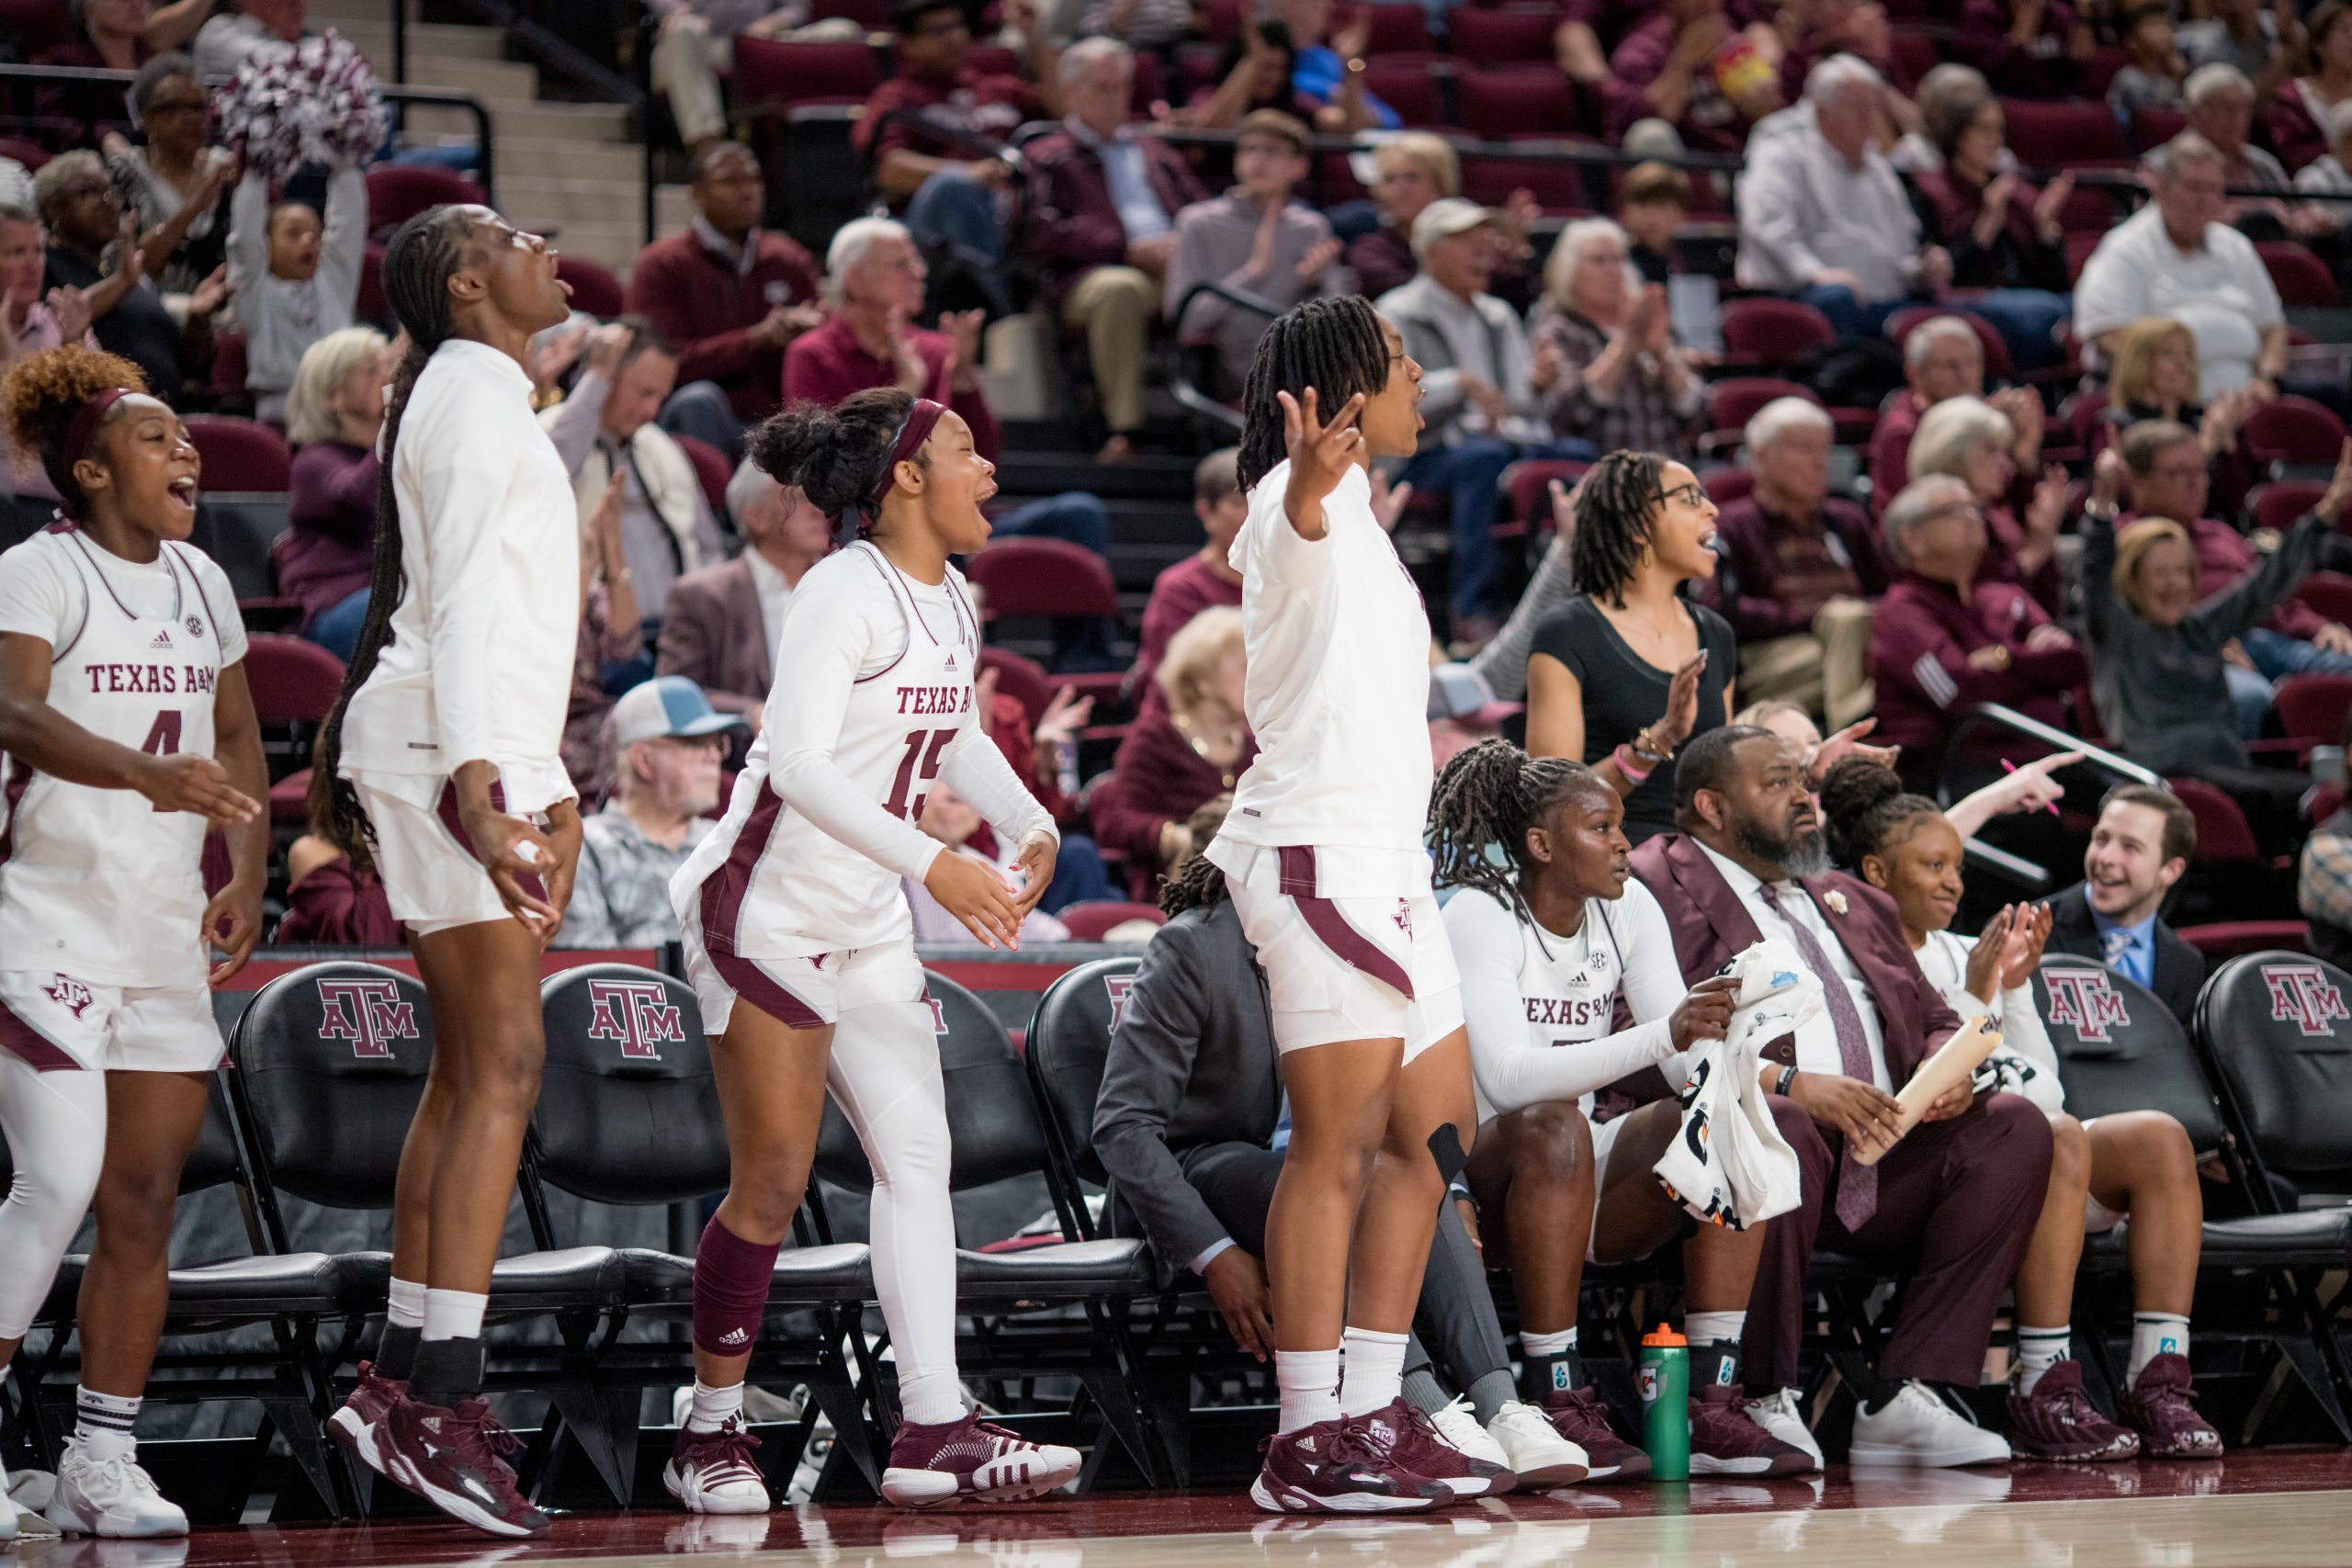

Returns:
955,1237,1156,1300
2083,1208,2352,1270
487,1245,626,1307
44,1251,346,1322
617,1243,874,1306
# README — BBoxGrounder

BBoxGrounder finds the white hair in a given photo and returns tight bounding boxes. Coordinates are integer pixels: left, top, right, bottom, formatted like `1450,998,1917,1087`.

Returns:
1904,314,1982,370
826,215,912,285
1059,35,1133,84
1744,395,1833,455
1805,51,1883,106
1882,474,1974,569
1906,394,2014,482
1543,217,1640,311
2185,62,2253,107
726,456,779,532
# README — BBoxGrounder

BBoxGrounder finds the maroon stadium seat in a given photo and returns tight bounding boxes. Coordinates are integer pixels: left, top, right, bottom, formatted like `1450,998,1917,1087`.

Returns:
1719,298,1835,368
809,0,890,26
1699,466,1754,504
1362,58,1448,126
2166,775,2265,863
0,136,51,173
2177,920,2312,963
0,0,74,60
1457,67,1575,141
363,165,487,239
2244,396,2346,468
1445,7,1560,63
1461,151,1589,212
242,635,348,727
1338,2,1433,56
968,536,1119,621
356,242,387,324
557,255,626,320
2299,571,2352,626
2257,242,2340,309
1504,458,1588,531
184,415,291,492
1057,900,1167,941
674,434,733,519
977,646,1055,725
1704,377,1820,434
731,37,880,113
2130,105,2188,152
1999,98,2129,169
2247,480,2327,533
2275,674,2352,748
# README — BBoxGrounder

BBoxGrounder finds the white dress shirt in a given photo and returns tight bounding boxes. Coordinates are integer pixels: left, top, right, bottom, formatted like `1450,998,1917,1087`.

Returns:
1734,107,1922,302
745,547,792,660
1695,840,1892,1090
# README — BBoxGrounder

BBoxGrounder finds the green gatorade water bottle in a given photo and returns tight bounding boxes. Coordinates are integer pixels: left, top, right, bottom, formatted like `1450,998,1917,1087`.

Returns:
1639,1323,1690,1482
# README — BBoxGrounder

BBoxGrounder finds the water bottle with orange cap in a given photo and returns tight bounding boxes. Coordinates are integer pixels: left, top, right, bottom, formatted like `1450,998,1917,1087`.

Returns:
1638,1324,1690,1481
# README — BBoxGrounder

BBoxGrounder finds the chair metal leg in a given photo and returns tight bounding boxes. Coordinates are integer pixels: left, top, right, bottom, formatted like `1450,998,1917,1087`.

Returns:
259,1393,342,1519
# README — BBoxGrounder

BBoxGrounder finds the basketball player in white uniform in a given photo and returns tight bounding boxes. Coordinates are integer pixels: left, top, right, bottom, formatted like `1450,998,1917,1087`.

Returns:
0,347,267,1540
666,389,1080,1512
1204,298,1484,1513
313,206,583,1540
1431,739,1814,1479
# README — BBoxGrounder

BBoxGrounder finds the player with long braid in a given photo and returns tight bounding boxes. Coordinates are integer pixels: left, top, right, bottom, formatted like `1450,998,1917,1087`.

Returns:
314,204,583,1539
1212,297,1482,1513
0,346,266,1540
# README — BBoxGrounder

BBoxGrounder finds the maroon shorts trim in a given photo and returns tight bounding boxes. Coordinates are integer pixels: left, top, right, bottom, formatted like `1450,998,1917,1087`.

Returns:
710,951,829,1032
434,781,548,903
1276,846,1415,1000
0,998,80,1072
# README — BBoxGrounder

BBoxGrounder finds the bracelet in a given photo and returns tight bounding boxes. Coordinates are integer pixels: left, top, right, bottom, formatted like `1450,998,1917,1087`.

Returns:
1612,743,1654,784
1776,1064,1799,1097
1633,726,1672,763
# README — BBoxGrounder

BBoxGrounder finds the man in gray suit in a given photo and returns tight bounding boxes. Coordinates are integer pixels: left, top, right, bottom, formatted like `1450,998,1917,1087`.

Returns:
1091,860,1589,1485
657,460,831,725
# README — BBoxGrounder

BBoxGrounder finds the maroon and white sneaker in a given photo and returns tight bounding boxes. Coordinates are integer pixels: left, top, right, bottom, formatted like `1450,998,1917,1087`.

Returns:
2006,1362,2141,1462
326,1361,406,1479
1354,1399,1511,1497
2119,1354,2223,1460
1250,1417,1453,1514
880,1410,1082,1507
663,1418,770,1513
379,1394,549,1538
1536,1386,1650,1483
1689,1383,1818,1476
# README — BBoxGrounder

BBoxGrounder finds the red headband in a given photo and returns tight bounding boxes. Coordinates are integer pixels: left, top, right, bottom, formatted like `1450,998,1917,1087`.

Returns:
868,397,947,509
53,387,133,520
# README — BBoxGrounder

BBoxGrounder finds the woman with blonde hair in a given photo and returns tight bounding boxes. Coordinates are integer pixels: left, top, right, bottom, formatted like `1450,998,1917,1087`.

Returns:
2097,316,2257,514
1907,393,2065,614
1349,135,1536,299
1090,604,1258,874
1528,218,1702,462
281,325,392,656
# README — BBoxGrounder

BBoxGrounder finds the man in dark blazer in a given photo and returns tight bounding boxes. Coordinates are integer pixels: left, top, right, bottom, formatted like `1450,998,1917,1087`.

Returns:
656,464,831,726
2046,785,2207,1028
1629,726,2053,1468
1091,872,1589,1485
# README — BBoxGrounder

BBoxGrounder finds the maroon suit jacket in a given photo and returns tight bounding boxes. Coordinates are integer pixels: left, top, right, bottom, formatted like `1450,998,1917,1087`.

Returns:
1629,831,1961,1089
1020,129,1206,309
658,556,771,719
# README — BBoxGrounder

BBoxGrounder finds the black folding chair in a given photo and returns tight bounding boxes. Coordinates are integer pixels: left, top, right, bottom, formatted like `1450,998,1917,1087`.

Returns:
523,962,884,1497
224,960,629,1505
810,969,1165,1487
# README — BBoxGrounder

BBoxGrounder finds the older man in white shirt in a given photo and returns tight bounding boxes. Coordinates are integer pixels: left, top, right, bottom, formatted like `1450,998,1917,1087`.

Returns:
2075,132,2289,399
1736,53,1951,338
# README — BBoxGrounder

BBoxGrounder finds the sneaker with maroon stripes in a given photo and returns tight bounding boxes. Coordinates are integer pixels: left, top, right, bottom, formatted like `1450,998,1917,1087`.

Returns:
1689,1383,1818,1476
880,1410,1082,1507
1538,1385,1651,1483
326,1361,406,1480
378,1394,549,1538
1250,1416,1454,1514
663,1418,771,1513
1353,1400,1510,1497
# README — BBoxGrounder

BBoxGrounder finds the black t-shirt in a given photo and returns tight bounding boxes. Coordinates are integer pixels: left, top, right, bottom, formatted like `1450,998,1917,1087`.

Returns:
46,247,182,400
1528,595,1738,845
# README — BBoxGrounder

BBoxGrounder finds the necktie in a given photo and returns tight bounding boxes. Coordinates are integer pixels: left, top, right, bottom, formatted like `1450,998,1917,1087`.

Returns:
2101,926,2139,984
1758,882,1879,1231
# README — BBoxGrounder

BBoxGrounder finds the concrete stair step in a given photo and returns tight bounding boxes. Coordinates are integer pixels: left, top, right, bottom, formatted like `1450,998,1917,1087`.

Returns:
408,98,630,143
491,136,648,183
499,175,691,227
386,55,540,101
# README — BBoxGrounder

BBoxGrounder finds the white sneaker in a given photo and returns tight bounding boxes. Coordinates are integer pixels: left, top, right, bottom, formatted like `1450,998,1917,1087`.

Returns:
1483,1401,1589,1487
662,1418,773,1514
1849,1381,2012,1469
1742,1387,1825,1471
1427,1398,1510,1472
42,1440,189,1538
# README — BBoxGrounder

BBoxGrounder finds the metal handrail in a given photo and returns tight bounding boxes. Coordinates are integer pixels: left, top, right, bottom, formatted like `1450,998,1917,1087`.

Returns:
1167,279,1277,434
0,62,498,207
1940,701,2161,795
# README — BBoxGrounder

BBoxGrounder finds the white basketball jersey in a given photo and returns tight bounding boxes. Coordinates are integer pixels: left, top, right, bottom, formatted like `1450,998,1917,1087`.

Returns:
1477,895,1629,1123
679,542,980,959
0,530,226,987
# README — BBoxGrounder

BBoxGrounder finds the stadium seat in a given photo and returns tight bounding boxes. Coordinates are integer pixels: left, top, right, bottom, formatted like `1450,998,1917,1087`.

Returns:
1056,899,1166,941
811,970,1167,1483
1339,1,1433,55
2000,97,2131,169
2244,396,2346,469
2298,571,2352,626
526,963,885,1494
1504,457,1588,533
2195,952,2352,1214
1700,466,1755,505
1444,7,1559,64
2130,105,2188,152
186,414,292,492
356,242,388,326
2257,242,2341,309
967,536,1120,620
977,645,1057,725
0,135,50,173
2246,479,2326,534
2275,674,2352,748
242,634,346,800
809,0,889,25
1362,57,1448,126
362,165,486,240
1702,378,1821,453
1719,298,1835,368
555,254,626,320
674,432,734,518
731,37,881,112
1457,67,1576,141
2177,920,2314,963
0,0,71,60
1461,150,1589,214
2166,775,2267,863
2064,229,2102,285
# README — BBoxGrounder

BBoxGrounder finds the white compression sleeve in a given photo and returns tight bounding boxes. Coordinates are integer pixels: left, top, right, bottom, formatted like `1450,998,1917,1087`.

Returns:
0,1055,106,1340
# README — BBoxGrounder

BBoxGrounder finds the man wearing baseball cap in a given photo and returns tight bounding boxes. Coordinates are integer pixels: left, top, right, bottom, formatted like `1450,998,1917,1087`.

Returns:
560,676,745,950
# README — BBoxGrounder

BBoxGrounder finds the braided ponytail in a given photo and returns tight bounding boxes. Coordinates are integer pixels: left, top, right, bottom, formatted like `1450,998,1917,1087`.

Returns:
1429,737,1607,923
1157,850,1229,918
308,206,476,868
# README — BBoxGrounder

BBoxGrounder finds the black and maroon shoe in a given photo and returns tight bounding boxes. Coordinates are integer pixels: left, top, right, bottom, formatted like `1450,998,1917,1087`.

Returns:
1689,1383,1818,1476
2119,1354,2223,1460
880,1410,1082,1507
2007,1362,2141,1462
1537,1385,1651,1483
379,1394,550,1538
1250,1416,1453,1515
326,1361,407,1480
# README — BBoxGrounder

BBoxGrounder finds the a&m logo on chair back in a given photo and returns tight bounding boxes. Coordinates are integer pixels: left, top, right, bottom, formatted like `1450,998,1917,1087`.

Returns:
586,979,686,1061
2262,964,2351,1038
1104,974,1136,1032
2045,968,2131,1043
317,978,419,1059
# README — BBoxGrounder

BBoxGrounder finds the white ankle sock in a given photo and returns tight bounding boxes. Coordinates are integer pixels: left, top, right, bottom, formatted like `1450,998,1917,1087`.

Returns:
420,1286,488,1342
1520,1328,1577,1357
2131,1314,2190,1381
687,1380,744,1434
75,1388,141,1463
1684,1310,1747,1348
897,1369,966,1427
2016,1325,2071,1394
1276,1347,1342,1434
1339,1326,1408,1418
386,1276,426,1328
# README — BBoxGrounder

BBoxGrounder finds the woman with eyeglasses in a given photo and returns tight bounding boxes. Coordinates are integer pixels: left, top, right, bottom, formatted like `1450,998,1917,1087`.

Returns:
1525,450,1736,846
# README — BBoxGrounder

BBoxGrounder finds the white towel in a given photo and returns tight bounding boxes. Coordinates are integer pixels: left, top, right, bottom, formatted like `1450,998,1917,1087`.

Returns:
1652,940,1811,1230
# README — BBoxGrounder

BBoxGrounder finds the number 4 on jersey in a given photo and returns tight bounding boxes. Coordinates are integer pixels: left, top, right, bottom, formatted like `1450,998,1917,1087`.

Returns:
141,710,183,812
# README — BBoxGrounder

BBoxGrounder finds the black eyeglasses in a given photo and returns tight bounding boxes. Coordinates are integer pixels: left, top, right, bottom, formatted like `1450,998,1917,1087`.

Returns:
1657,481,1708,509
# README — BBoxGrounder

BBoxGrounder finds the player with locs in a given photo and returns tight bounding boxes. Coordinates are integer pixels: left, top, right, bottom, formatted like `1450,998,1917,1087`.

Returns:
1211,297,1482,1514
0,346,266,1541
312,205,585,1540
662,387,1081,1512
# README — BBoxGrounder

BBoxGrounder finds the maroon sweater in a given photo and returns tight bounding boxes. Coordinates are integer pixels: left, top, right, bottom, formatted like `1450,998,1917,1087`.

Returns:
277,854,401,946
1088,709,1256,873
782,315,1000,461
281,439,378,632
1867,569,2087,761
622,225,821,423
1700,494,1886,642
1130,554,1243,712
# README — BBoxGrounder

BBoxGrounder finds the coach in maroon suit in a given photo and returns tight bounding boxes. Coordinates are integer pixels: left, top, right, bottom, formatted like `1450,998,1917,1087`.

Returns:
1631,725,2052,1466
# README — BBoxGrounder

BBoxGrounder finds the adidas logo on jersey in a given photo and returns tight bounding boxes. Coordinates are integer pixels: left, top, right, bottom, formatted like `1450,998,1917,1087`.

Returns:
944,653,957,672
150,629,173,649
720,1328,750,1347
